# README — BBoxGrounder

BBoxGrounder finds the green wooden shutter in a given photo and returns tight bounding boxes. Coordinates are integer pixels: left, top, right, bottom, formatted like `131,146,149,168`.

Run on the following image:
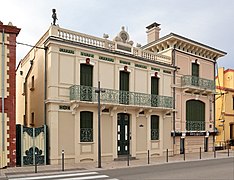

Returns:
80,111,93,142
192,63,199,77
151,77,159,95
186,100,205,131
80,64,93,86
119,71,129,104
151,115,159,140
120,71,129,91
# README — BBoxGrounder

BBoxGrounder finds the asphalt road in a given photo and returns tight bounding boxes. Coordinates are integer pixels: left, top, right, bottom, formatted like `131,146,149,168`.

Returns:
102,158,234,180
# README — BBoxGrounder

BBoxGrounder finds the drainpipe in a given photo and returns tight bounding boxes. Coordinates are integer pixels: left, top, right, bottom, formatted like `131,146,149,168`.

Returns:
172,48,176,146
1,29,5,154
213,61,216,150
44,46,48,125
24,53,35,126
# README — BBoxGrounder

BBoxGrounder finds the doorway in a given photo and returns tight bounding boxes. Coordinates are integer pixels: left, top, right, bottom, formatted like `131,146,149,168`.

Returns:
117,113,130,155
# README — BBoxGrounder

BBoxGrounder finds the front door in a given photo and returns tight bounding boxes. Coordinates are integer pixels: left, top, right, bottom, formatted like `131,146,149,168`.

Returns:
117,113,130,155
204,137,208,152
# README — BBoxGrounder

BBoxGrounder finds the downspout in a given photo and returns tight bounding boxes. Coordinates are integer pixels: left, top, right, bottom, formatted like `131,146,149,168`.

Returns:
1,29,5,154
172,47,176,146
44,46,48,125
24,54,35,126
213,61,216,150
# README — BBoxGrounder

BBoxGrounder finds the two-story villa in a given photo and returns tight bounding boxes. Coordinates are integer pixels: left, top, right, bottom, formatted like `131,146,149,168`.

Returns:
16,22,226,164
143,23,226,154
16,24,175,164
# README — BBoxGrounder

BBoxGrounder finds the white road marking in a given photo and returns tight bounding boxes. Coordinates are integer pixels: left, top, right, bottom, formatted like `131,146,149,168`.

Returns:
9,172,98,180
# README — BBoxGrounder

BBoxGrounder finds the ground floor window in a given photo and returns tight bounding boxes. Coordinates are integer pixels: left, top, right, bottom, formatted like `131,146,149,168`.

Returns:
186,100,205,131
80,111,93,142
151,115,159,140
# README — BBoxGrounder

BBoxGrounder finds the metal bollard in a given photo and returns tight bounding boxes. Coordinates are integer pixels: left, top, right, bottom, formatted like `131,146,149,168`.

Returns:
166,149,168,162
228,147,229,157
214,149,216,158
127,153,130,166
200,147,201,159
147,150,150,164
35,152,37,173
62,150,64,171
183,148,186,161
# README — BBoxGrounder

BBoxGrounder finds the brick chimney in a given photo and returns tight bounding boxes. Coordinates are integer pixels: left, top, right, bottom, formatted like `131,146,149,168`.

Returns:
146,22,161,44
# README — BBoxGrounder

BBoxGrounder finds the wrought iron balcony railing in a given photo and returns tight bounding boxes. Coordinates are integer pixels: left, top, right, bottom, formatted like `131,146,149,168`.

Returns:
186,121,205,131
181,75,215,91
70,85,173,108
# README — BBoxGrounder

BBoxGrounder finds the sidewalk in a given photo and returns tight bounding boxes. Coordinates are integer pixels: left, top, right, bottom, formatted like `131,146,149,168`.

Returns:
1,149,233,179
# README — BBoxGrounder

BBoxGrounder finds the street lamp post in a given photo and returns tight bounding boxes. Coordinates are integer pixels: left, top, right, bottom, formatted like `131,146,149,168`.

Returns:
95,81,105,168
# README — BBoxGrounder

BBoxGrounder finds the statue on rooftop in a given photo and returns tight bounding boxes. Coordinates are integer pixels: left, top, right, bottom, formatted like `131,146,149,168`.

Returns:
52,9,58,25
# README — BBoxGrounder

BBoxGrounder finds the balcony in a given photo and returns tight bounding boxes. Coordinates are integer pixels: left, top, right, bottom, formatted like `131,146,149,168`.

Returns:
186,121,205,131
70,85,173,109
181,75,215,93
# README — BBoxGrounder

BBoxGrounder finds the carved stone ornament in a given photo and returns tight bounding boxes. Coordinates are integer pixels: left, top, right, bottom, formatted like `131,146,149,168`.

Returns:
114,26,133,45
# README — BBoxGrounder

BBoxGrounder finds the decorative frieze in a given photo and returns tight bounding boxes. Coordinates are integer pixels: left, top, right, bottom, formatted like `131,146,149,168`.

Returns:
59,48,74,54
120,60,131,65
99,56,114,62
135,63,147,69
151,67,160,71
80,52,94,58
163,70,171,74
59,105,70,110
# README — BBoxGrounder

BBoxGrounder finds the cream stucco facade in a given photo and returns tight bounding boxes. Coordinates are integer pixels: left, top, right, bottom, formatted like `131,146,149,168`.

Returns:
16,25,175,164
16,23,226,165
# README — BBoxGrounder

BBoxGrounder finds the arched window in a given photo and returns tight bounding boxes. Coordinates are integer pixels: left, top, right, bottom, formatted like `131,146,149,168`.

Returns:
186,100,205,131
151,115,159,140
80,111,93,142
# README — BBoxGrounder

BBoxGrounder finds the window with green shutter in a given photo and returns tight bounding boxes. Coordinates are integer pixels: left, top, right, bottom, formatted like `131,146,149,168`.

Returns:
80,111,93,142
186,100,205,131
151,77,159,107
119,71,129,104
151,115,159,140
192,63,199,86
80,64,93,101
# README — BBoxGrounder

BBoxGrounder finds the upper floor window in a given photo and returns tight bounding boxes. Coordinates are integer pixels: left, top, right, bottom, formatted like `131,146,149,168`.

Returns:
192,62,199,77
232,96,234,110
151,76,159,107
30,112,35,126
30,76,35,91
119,70,130,104
80,64,93,101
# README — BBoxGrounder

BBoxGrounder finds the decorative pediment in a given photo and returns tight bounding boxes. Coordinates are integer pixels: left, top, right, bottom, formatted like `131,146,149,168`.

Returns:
114,26,133,45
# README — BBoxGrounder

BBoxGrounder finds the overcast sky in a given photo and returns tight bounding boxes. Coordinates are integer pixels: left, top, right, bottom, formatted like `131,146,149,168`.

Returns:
1,0,233,69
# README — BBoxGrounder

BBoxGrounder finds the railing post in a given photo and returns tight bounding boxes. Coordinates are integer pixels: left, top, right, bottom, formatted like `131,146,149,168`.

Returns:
127,153,130,166
35,152,37,173
166,149,168,162
184,148,186,161
200,147,201,159
62,150,64,171
148,150,150,164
